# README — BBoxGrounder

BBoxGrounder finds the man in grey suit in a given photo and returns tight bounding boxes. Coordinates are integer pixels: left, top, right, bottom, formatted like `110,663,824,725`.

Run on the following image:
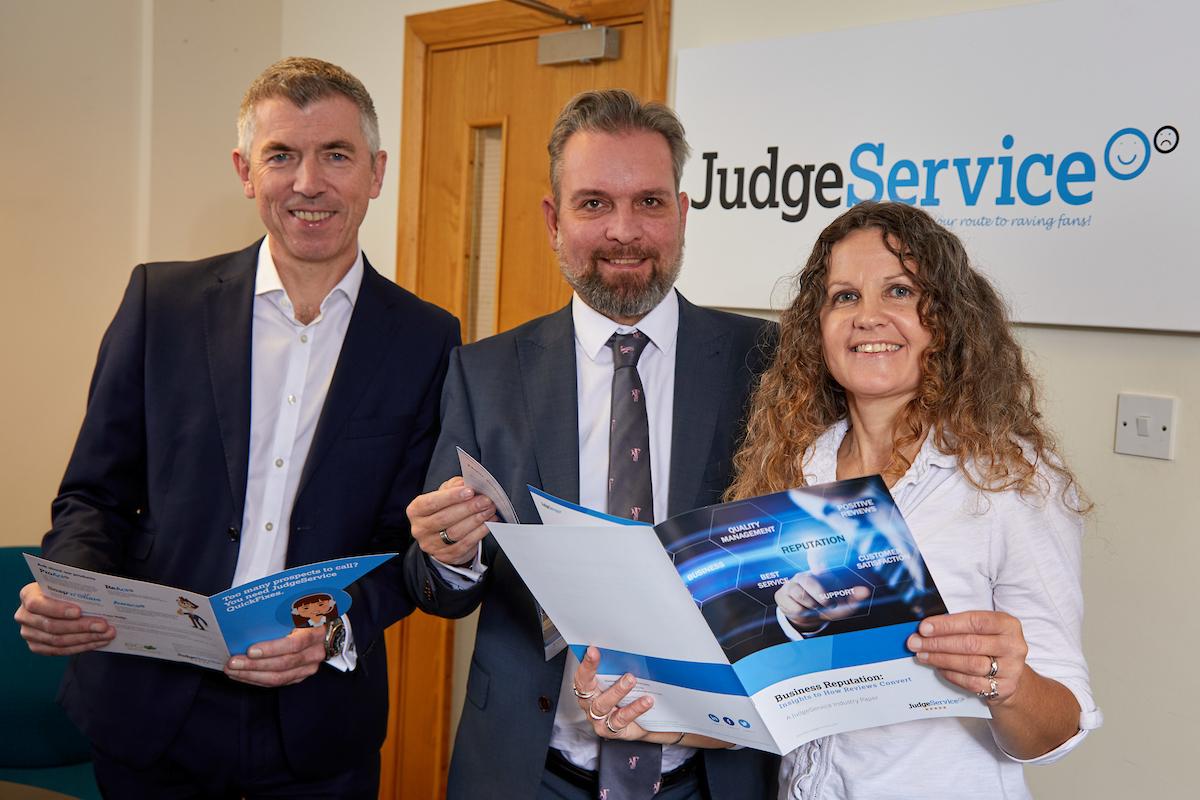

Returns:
405,90,777,799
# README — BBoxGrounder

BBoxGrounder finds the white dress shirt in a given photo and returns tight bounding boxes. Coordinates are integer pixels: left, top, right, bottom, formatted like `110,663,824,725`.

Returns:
778,420,1102,799
230,237,361,670
433,289,695,772
548,290,696,772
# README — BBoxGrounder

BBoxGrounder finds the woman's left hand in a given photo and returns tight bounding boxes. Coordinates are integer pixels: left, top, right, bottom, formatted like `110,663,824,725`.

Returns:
907,610,1029,705
572,646,674,744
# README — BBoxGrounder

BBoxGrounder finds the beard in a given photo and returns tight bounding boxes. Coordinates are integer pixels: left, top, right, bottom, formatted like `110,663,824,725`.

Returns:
556,238,684,321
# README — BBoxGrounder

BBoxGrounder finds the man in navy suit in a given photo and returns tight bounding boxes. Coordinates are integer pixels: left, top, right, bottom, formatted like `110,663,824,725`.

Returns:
405,90,777,799
14,57,458,797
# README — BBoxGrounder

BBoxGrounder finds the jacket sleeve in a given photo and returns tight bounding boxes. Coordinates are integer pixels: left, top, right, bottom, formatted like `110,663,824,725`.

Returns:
346,310,462,649
402,347,493,619
43,265,150,573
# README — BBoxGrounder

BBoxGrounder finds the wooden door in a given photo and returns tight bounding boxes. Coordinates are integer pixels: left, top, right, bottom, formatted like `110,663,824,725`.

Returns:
381,2,670,797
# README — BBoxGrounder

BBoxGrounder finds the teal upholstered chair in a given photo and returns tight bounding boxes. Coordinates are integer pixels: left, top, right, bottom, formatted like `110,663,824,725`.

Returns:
0,546,101,799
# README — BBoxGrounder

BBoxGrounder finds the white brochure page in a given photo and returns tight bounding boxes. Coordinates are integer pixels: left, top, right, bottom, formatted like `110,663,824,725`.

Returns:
25,554,229,669
485,522,724,664
456,446,521,523
488,521,778,748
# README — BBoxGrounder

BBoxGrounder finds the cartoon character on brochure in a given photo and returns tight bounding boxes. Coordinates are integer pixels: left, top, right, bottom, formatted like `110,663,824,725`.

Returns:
176,596,208,630
290,593,339,628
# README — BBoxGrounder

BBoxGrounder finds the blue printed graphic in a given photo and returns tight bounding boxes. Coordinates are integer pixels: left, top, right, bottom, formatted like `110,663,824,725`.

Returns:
211,553,395,656
655,477,945,662
1104,127,1151,180
570,620,919,698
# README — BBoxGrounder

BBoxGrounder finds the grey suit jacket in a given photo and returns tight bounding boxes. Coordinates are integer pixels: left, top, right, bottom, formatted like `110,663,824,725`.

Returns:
404,293,778,798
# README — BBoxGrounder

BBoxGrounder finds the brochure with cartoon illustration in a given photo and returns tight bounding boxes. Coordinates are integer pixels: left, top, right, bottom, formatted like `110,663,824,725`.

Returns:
24,553,395,671
487,477,991,755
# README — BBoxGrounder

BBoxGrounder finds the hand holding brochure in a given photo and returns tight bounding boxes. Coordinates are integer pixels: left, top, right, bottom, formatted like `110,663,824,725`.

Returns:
25,553,395,671
488,476,990,755
456,446,570,660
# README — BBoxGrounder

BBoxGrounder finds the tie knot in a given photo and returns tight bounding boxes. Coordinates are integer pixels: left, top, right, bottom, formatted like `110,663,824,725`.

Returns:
608,331,650,369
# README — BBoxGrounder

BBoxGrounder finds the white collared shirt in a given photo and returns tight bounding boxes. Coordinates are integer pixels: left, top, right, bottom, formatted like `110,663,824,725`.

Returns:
778,420,1102,799
433,289,694,771
570,288,677,524
230,237,362,669
550,289,695,772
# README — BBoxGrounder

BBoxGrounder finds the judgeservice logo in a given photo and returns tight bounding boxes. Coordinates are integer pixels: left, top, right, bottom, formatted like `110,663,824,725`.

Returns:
690,124,1179,222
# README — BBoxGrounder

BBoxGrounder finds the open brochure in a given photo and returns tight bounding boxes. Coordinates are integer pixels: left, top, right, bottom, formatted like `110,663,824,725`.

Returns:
480,470,990,755
25,553,395,671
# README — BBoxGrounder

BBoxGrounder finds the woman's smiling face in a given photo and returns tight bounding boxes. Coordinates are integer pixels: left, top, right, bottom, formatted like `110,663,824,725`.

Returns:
819,227,931,407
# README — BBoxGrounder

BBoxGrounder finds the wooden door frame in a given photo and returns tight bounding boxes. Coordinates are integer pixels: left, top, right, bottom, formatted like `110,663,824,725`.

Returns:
383,2,671,798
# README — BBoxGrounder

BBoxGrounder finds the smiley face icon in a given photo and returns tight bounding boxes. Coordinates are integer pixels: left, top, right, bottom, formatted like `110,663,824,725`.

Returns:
1154,125,1179,154
1104,127,1151,180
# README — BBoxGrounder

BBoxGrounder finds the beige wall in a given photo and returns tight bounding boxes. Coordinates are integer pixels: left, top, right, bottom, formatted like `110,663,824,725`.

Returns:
3,1,1195,796
2,0,146,549
146,0,282,261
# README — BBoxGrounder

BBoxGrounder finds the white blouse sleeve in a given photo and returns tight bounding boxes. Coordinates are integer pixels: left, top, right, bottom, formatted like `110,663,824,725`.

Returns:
988,474,1103,763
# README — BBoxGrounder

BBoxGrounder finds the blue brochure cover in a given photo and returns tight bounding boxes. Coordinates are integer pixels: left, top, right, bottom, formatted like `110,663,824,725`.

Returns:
655,475,947,663
209,553,396,657
26,553,396,670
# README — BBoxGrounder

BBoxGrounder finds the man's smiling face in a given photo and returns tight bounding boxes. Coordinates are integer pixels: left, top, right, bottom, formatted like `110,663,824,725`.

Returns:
543,129,688,324
234,94,386,275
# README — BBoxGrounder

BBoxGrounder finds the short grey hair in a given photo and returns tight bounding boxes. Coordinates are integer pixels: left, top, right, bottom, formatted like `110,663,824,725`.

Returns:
547,89,690,205
237,56,380,158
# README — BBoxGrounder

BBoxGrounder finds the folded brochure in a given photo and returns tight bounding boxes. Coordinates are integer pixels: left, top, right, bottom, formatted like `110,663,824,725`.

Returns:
25,553,395,670
485,475,989,755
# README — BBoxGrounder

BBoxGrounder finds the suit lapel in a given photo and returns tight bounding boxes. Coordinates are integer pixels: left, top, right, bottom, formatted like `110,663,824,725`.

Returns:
517,306,580,504
295,259,397,498
668,295,732,516
203,244,258,522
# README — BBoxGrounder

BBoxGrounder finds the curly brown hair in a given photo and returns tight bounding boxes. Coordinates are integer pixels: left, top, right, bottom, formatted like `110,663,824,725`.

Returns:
728,201,1087,511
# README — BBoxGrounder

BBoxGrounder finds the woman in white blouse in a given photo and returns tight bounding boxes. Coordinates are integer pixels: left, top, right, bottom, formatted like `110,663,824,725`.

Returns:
573,201,1100,799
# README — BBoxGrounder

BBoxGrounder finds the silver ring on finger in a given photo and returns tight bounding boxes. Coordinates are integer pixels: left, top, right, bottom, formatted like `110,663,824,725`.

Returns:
986,656,999,679
573,684,597,700
588,700,608,721
977,677,1000,701
604,714,627,735
439,529,458,546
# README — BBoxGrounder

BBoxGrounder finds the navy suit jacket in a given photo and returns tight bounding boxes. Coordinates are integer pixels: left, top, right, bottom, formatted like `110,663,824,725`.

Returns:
43,240,459,775
404,294,779,799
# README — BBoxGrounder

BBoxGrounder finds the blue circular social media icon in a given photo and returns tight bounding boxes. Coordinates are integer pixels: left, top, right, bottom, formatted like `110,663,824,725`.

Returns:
1104,127,1150,180
738,719,751,728
708,714,720,723
722,716,735,726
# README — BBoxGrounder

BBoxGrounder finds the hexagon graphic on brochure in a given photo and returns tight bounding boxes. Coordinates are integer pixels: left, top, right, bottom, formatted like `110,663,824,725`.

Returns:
674,539,737,604
698,586,768,649
782,564,876,622
706,501,788,607
777,517,851,574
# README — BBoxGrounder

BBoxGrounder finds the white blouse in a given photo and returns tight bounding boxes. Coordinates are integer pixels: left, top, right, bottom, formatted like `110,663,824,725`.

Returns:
779,420,1102,800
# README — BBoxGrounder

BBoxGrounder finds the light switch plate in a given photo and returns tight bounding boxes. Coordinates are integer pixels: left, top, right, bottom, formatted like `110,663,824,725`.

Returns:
1114,393,1178,460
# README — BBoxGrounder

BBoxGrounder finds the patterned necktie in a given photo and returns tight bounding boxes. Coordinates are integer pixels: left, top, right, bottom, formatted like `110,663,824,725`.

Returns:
606,331,654,524
599,330,662,800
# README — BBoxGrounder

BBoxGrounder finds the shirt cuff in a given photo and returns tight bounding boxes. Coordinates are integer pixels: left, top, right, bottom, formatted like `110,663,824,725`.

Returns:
324,614,357,672
998,683,1103,765
431,544,488,587
776,606,830,641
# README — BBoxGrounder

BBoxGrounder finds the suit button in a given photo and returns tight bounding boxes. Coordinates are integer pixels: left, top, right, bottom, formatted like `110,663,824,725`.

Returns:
537,695,551,712
227,526,239,541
